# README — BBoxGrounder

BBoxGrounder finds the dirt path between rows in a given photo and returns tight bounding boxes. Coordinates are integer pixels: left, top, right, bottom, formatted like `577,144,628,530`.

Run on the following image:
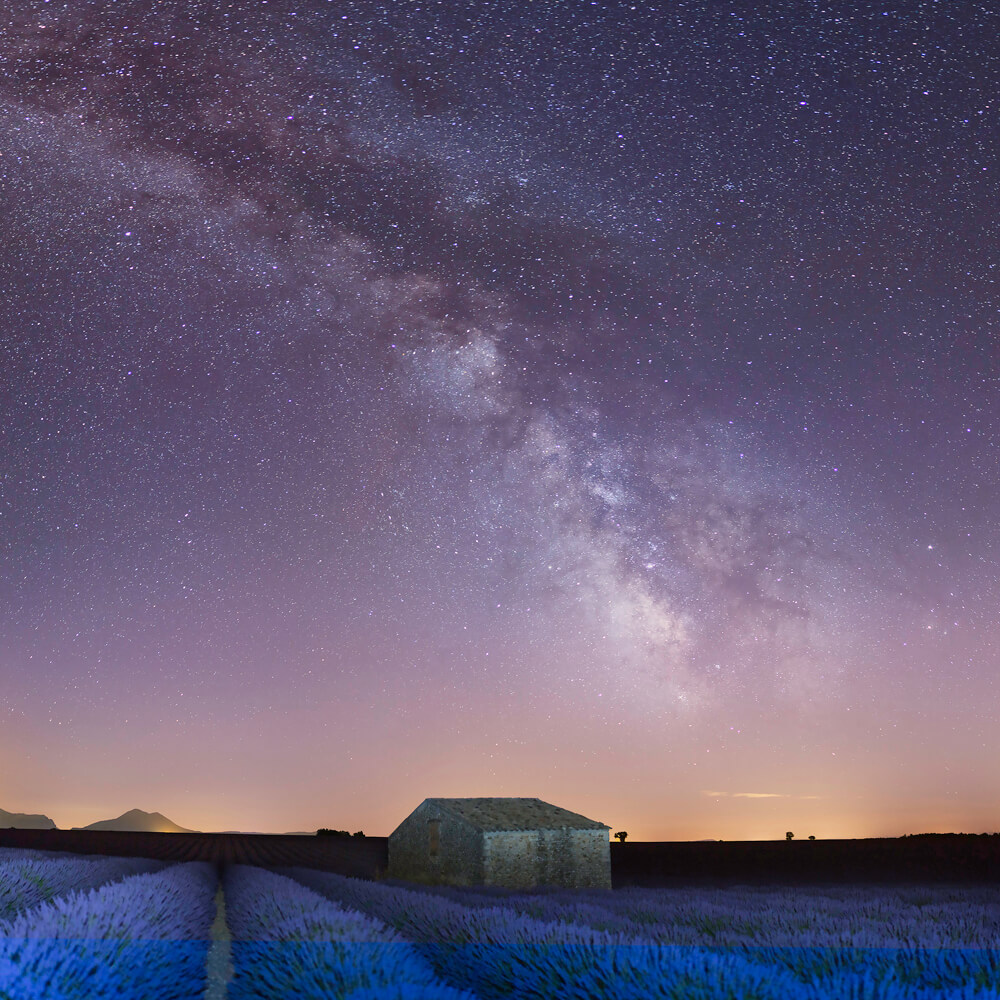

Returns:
205,883,233,999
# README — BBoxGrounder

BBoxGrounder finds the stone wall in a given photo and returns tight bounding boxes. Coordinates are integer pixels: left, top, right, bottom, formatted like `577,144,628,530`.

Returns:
387,801,483,885
484,828,611,889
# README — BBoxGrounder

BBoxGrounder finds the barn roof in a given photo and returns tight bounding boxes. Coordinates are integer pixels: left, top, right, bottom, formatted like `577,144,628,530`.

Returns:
423,797,609,832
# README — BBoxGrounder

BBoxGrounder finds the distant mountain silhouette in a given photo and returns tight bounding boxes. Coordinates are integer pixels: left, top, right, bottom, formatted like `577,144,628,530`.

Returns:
73,809,196,833
0,806,57,829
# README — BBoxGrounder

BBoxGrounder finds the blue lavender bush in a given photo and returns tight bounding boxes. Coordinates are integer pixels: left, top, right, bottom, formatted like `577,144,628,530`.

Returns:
0,853,166,921
278,869,1000,1000
222,865,477,1000
0,861,216,1000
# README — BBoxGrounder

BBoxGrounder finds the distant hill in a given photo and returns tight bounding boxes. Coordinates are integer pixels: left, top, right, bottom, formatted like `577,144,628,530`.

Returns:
73,809,196,833
0,806,57,829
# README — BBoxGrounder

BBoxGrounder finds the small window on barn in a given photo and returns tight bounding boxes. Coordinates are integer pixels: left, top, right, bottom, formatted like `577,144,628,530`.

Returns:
428,819,440,857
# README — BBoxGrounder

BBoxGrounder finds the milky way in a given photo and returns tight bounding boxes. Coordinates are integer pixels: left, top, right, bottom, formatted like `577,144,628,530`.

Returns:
1,1,997,838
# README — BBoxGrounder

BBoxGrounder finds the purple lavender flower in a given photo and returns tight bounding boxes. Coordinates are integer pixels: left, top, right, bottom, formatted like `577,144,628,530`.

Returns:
0,862,216,999
223,865,477,1000
0,853,166,921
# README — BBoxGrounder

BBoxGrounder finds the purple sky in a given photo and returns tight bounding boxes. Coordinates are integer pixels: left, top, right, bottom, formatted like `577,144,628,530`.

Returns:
1,1,997,839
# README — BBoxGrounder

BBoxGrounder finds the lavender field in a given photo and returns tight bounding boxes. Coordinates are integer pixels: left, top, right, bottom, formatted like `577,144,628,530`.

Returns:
0,847,997,998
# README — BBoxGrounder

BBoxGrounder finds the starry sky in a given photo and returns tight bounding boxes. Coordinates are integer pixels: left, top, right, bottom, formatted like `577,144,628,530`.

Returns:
1,1,997,840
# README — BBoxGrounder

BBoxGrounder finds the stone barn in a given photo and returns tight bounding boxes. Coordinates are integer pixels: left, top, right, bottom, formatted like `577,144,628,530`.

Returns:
387,797,611,889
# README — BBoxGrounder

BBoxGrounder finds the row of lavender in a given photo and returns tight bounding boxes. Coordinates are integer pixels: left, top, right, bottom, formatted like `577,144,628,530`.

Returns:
275,866,1000,1000
0,849,470,1000
375,874,1000,948
2,846,998,998
221,866,476,998
0,847,216,999
0,846,167,921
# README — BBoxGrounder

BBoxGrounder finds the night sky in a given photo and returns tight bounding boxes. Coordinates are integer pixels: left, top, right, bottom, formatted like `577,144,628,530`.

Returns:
1,1,997,840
